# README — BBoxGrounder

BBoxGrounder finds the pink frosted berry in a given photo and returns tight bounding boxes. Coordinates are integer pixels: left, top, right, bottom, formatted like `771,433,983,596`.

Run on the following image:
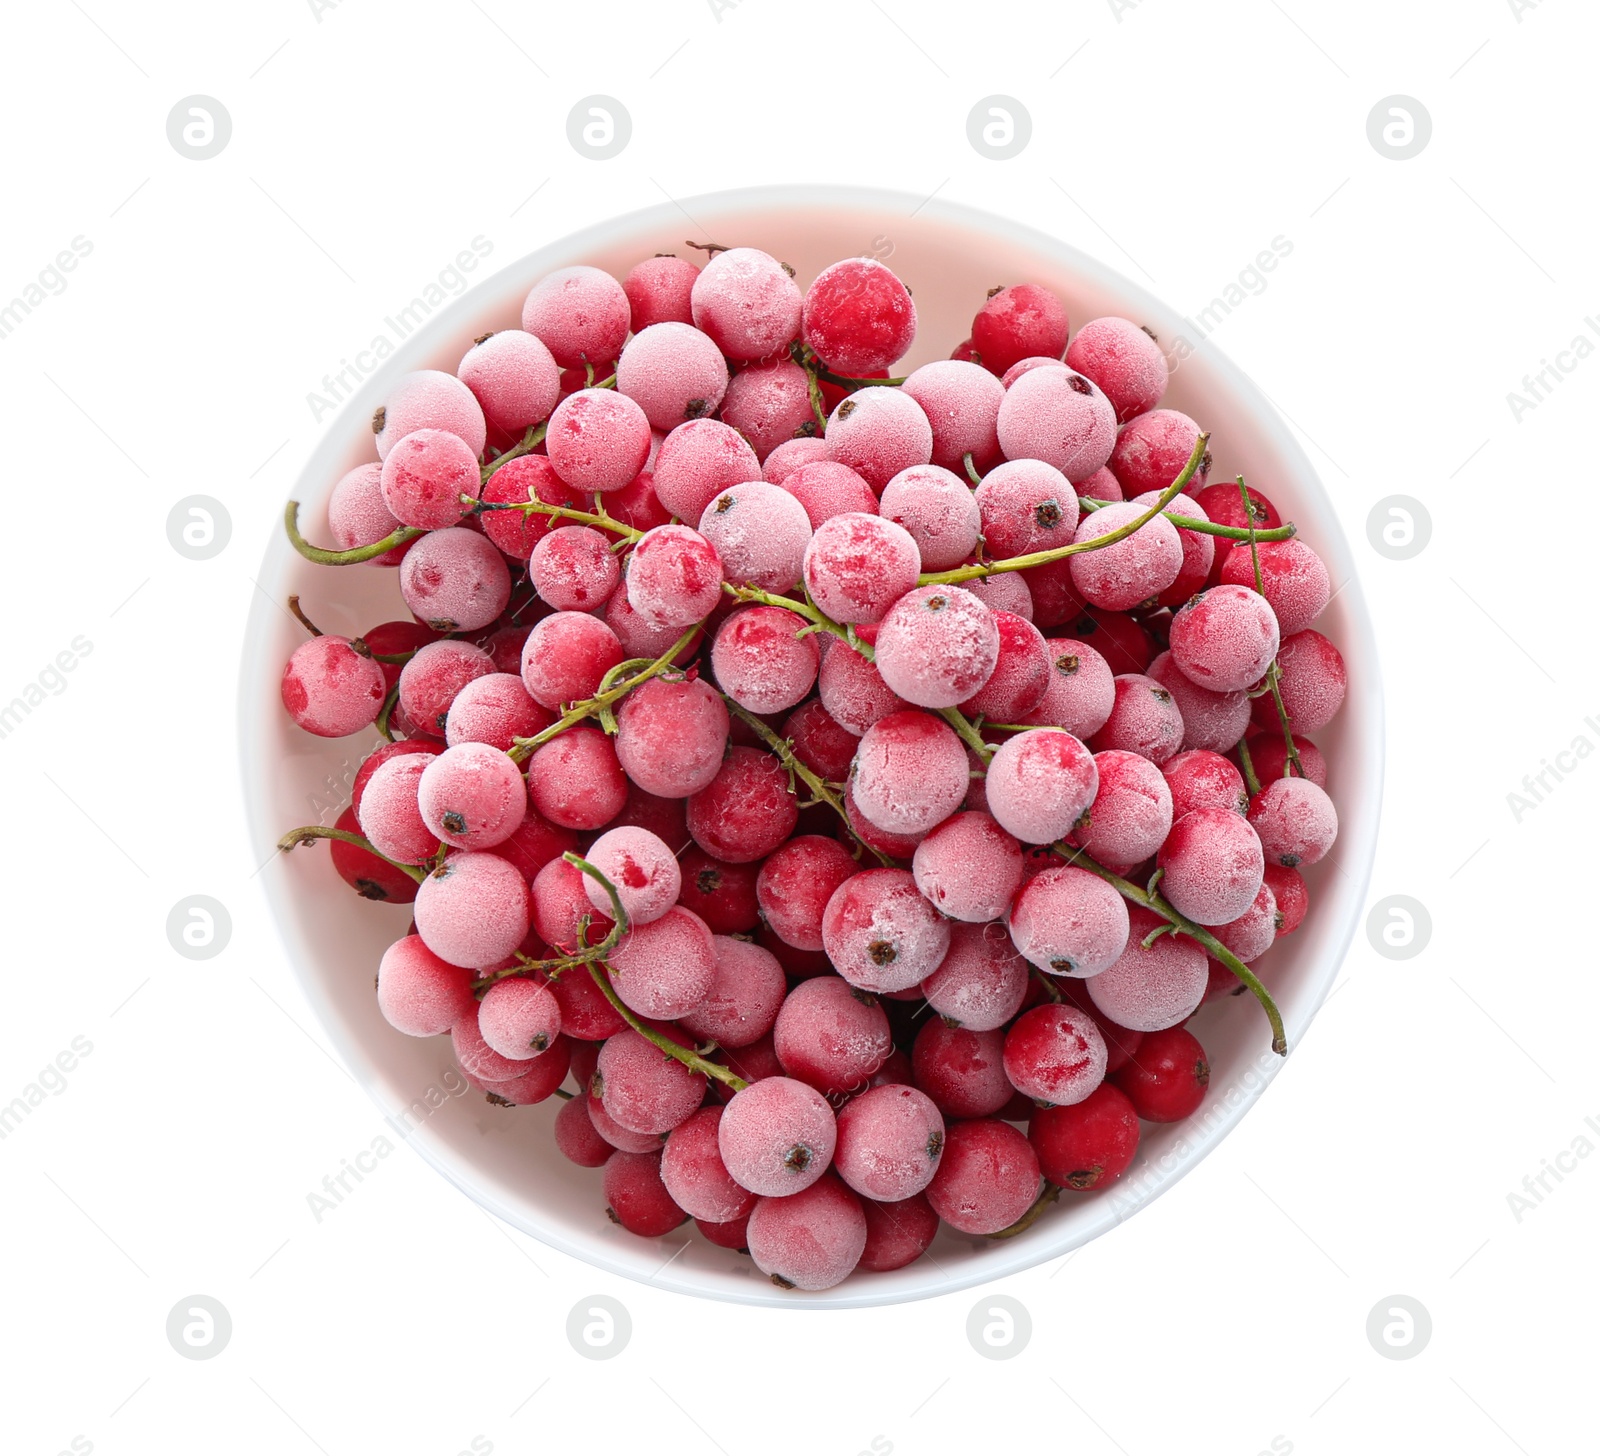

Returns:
520,611,624,710
1086,905,1208,1031
912,811,1024,924
417,742,526,849
414,851,531,968
773,976,892,1094
616,321,729,431
1157,807,1266,926
822,869,952,995
826,387,934,494
747,1173,867,1290
1017,639,1115,739
1065,317,1168,422
357,754,441,864
717,359,815,461
281,635,386,737
1089,673,1186,765
597,1027,705,1135
1169,583,1281,693
757,837,859,952
858,1192,939,1272
457,330,561,436
779,458,879,528
377,935,476,1036
926,1119,1041,1235
833,1084,945,1201
1248,775,1338,867
762,435,832,486
879,464,982,571
873,585,1000,709
985,728,1099,845
851,710,969,837
625,525,723,631
960,611,1050,721
971,284,1069,377
1068,501,1184,611
327,462,408,565
783,700,858,782
1147,650,1250,753
1008,864,1131,977
652,418,761,521
697,481,813,594
478,976,562,1059
679,936,787,1049
623,254,698,331
1218,538,1331,637
546,388,652,494
1214,882,1279,963
602,1148,689,1236
712,606,818,714
374,369,486,461
445,673,550,751
1250,629,1346,735
719,1075,838,1198
452,1002,536,1082
802,257,917,374
532,855,612,954
691,247,803,361
975,458,1079,558
901,360,1004,472
997,366,1117,481
1108,408,1210,496
1001,354,1071,388
399,526,511,632
1078,466,1123,502
529,526,620,611
606,586,705,663
1077,749,1173,867
1133,489,1216,606
1163,748,1248,820
584,825,682,925
686,748,798,863
817,638,908,734
803,513,922,626
556,1094,616,1168
521,265,631,367
614,676,730,797
379,428,481,528
527,726,627,830
912,1021,1011,1118
661,1106,757,1222
1003,1004,1107,1106
921,921,1028,1030
607,905,718,1020
479,454,583,558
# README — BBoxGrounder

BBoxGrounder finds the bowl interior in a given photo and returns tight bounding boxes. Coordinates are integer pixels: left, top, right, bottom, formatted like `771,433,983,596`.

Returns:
240,185,1381,1308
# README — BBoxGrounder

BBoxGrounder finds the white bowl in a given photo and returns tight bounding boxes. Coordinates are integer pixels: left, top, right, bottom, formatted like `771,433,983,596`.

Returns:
239,185,1383,1308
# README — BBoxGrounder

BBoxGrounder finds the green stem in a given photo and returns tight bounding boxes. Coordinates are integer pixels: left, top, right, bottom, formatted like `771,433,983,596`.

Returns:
1237,733,1262,797
788,340,906,393
506,626,700,763
1166,513,1295,543
1056,844,1288,1057
284,500,423,566
720,582,867,658
963,452,983,488
1238,475,1303,780
473,851,634,992
374,682,399,742
476,494,645,544
585,961,748,1090
938,705,996,763
480,421,548,483
918,432,1210,586
276,825,427,883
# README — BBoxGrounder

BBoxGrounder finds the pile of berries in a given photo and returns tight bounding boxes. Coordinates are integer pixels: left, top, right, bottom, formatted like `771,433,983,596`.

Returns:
277,242,1345,1291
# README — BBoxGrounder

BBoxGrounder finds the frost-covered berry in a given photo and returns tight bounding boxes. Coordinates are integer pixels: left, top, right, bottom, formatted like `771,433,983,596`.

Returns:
1076,749,1172,867
911,1020,1011,1118
414,851,531,968
746,1173,867,1290
625,524,724,631
520,611,624,711
661,1106,756,1223
711,606,818,714
779,458,879,528
971,284,1069,377
1017,639,1115,739
920,921,1029,1030
802,257,917,375
623,254,699,330
478,976,562,1059
773,976,892,1094
817,639,908,734
379,428,481,529
925,1118,1040,1235
879,463,982,571
1247,775,1338,867
602,1149,689,1237
873,586,1000,709
686,747,798,863
719,1075,837,1196
912,812,1024,924
457,330,561,436
757,836,859,952
417,741,526,850
833,1084,945,1201
529,526,621,611
678,936,786,1049
326,463,408,565
1089,673,1186,765
1147,650,1250,754
374,370,487,461
697,481,813,593
851,710,969,837
1002,1004,1107,1106
717,359,815,461
826,387,935,494
597,1026,706,1135
1086,906,1208,1032
399,526,511,632
1156,807,1265,926
1251,629,1346,734
1168,584,1281,693
616,321,729,431
584,825,682,925
1108,408,1210,497
690,247,803,361
1213,882,1279,964
526,726,628,830
996,366,1117,481
652,418,761,522
281,635,386,737
763,435,832,486
985,728,1099,845
614,676,730,798
1065,317,1168,422
377,935,476,1036
546,388,652,494
802,513,921,625
445,673,550,751
1008,864,1130,978
976,458,1079,558
901,360,1004,472
358,753,442,865
822,869,952,995
607,905,718,1020
521,265,631,367
960,610,1051,721
1068,501,1184,611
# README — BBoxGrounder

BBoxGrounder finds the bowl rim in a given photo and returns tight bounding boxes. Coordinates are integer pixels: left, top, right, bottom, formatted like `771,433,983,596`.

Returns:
239,182,1384,1308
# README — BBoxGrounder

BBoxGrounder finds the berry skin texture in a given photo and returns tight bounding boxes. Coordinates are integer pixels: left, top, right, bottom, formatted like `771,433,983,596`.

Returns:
1263,862,1310,935
773,976,892,1095
358,754,442,865
607,904,719,1021
822,868,953,995
479,454,583,559
602,1150,689,1238
697,480,812,596
527,725,627,830
802,257,918,375
616,321,729,431
1008,865,1131,978
971,284,1070,377
478,976,562,1059
818,640,908,735
803,513,922,625
1251,629,1347,735
674,850,759,935
329,805,419,903
985,728,1100,846
686,747,799,863
873,585,1000,710
623,254,698,331
925,1118,1041,1235
976,458,1080,559
678,935,786,1048
1065,317,1169,423
911,1020,1012,1119
879,463,982,571
852,709,970,837
614,676,730,798
379,428,482,531
1089,673,1186,765
652,418,761,523
1087,905,1209,1032
661,1106,757,1223
1028,1084,1141,1190
1169,584,1281,694
1018,639,1116,740
779,458,880,529
377,935,476,1036
997,366,1118,481
399,526,512,632
457,329,561,436
597,1027,706,1135
690,247,803,362
521,265,631,368
1162,748,1248,821
1218,537,1331,638
352,738,443,814
912,812,1024,924
717,360,814,461
445,673,550,752
1214,881,1279,964
452,1004,537,1082
485,1036,574,1106
554,1093,613,1168
529,526,621,612
719,1076,838,1197
1108,408,1210,498
961,610,1051,721
757,836,860,952
1068,501,1184,611
712,606,819,715
826,387,935,494
1112,1025,1210,1122
546,388,652,494
520,612,624,712
327,462,407,565
414,852,532,969
1158,806,1266,926
1147,650,1250,754
746,1173,867,1291
783,699,858,782
1134,489,1216,607
624,524,724,631
374,369,487,462
858,1192,940,1272
901,360,1005,472
583,825,682,925
1248,775,1339,867
281,635,386,738
763,435,832,486
921,921,1030,1031
1002,1004,1108,1107
834,1084,946,1201
1246,732,1328,790
417,742,527,850
532,855,613,954
1077,749,1173,867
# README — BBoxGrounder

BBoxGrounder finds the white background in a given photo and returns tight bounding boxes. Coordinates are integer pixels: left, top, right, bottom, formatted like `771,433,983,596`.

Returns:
1,1,1593,1452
